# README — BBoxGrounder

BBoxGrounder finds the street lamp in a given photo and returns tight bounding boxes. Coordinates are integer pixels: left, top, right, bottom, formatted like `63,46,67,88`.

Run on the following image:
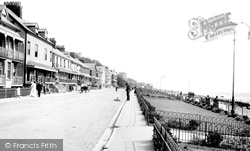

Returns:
231,22,250,115
241,22,250,39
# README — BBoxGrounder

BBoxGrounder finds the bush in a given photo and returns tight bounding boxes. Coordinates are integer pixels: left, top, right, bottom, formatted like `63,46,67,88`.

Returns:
220,137,250,150
190,134,206,146
243,115,249,120
206,131,223,147
189,120,200,130
245,119,250,125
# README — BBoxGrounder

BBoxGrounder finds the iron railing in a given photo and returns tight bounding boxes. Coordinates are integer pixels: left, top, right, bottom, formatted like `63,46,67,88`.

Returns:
154,117,182,151
155,110,250,144
0,75,6,85
14,51,24,61
0,47,24,61
44,77,56,83
135,88,182,151
12,76,23,85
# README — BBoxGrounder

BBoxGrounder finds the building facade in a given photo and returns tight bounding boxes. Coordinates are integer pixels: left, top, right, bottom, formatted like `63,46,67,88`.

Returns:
0,4,24,88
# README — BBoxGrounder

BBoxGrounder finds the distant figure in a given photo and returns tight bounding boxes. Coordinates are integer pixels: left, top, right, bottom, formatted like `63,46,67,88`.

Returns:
116,86,118,91
30,81,37,97
213,96,219,108
43,82,46,95
126,83,130,101
37,81,43,97
205,95,210,105
16,87,21,98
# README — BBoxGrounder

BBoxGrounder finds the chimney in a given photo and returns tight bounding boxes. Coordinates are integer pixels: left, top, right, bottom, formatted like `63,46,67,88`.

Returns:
4,1,22,18
49,38,56,48
56,45,65,52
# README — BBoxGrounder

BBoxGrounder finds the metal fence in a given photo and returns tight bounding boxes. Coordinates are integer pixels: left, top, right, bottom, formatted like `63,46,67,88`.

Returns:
135,88,182,151
155,110,250,144
0,88,31,99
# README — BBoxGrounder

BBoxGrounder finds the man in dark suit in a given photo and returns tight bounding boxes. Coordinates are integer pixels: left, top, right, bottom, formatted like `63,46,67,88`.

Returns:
126,83,130,101
37,81,43,97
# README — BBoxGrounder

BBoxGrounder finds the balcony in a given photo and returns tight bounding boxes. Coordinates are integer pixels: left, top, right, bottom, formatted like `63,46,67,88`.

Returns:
59,78,66,82
66,79,77,84
28,75,36,83
0,47,24,61
0,75,6,85
14,51,24,61
0,47,8,58
45,77,56,83
12,76,23,85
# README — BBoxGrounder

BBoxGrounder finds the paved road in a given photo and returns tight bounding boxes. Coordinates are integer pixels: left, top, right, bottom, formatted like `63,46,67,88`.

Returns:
0,88,126,151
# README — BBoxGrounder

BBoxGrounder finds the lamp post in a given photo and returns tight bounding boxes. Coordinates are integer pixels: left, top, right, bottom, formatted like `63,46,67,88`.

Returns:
231,22,250,115
232,26,236,115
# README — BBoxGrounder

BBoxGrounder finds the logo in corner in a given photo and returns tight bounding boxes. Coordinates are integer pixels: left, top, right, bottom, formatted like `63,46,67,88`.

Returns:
188,13,237,41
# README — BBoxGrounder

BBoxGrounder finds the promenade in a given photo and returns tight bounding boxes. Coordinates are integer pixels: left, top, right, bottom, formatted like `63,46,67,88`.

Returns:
94,91,154,151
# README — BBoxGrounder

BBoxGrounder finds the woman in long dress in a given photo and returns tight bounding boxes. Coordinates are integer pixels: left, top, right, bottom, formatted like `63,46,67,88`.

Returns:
30,81,37,97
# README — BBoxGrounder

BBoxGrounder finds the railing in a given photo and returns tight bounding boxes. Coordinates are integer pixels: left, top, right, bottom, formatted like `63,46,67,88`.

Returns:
155,110,250,144
0,47,8,57
12,76,23,85
135,88,182,151
0,46,24,61
44,77,56,83
14,51,24,61
154,117,182,151
37,76,44,82
6,49,13,59
136,89,152,124
59,78,66,82
0,75,6,85
0,88,31,99
27,75,36,83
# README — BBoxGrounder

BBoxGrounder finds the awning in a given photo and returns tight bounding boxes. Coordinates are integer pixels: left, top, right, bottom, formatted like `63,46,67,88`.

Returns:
27,61,57,72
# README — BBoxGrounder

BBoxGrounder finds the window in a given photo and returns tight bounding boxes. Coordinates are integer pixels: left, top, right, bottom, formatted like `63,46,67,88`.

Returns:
56,56,58,66
35,44,38,57
7,62,11,80
50,51,52,62
60,58,62,67
44,48,47,60
64,60,66,68
27,41,30,55
0,61,3,75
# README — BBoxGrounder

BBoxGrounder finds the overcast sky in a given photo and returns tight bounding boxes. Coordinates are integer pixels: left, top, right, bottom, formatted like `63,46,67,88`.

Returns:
16,0,250,95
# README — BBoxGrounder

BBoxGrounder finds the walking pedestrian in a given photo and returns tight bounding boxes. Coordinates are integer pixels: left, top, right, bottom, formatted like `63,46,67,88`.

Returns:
30,81,37,97
126,83,130,101
37,81,42,97
43,82,46,95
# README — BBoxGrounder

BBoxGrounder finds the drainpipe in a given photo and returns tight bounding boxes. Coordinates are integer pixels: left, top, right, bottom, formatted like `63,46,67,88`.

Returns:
23,33,27,86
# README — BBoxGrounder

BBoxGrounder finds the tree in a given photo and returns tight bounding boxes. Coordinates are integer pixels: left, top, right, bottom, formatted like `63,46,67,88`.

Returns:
117,74,126,88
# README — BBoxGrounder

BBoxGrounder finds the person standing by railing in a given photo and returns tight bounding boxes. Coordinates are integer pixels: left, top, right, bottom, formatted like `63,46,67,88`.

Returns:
126,82,130,101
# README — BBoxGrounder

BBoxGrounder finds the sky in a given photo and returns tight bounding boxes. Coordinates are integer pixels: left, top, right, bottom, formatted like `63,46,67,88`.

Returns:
14,0,250,95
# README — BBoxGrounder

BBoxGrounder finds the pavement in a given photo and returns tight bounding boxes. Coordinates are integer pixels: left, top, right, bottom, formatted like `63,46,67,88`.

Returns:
93,91,155,151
